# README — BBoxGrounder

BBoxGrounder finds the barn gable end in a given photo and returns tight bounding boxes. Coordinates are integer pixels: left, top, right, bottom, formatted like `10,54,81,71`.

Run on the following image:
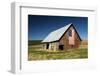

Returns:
59,26,81,50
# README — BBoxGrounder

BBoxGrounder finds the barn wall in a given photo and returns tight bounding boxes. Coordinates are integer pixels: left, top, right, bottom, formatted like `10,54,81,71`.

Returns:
42,44,47,50
42,42,59,51
59,26,81,49
59,30,69,50
74,31,81,48
49,42,59,51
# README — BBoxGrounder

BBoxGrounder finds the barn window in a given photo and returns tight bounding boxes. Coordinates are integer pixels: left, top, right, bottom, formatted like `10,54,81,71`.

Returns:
67,30,72,37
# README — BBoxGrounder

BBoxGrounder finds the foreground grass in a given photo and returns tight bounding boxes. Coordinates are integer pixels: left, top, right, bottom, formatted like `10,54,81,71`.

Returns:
28,46,88,60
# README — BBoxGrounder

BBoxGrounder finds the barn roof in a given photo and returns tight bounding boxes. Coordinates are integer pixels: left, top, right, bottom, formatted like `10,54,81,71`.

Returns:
42,23,81,43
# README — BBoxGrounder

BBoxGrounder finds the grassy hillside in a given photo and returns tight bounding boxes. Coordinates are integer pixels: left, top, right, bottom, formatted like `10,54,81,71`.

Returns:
28,40,42,45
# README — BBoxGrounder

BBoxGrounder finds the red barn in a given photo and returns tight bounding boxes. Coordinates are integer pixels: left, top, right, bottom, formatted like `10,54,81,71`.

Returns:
42,23,82,51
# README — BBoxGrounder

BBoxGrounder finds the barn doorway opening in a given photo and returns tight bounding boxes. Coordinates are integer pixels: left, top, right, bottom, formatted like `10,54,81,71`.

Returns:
59,45,64,50
46,43,49,49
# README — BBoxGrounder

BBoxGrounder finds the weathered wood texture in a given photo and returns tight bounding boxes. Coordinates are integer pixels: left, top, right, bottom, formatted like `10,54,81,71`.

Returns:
59,26,81,49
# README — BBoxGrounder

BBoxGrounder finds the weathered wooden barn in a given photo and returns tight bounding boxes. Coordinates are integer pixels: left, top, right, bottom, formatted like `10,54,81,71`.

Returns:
42,23,82,51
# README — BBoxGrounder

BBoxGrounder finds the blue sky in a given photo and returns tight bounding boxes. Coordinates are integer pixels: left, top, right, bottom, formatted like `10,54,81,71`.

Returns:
28,15,88,40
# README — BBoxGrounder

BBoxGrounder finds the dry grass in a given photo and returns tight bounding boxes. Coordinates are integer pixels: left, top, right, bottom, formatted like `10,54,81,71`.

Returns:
28,40,88,61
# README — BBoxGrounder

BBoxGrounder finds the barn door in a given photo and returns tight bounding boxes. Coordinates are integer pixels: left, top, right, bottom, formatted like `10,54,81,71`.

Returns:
59,45,64,50
46,43,49,49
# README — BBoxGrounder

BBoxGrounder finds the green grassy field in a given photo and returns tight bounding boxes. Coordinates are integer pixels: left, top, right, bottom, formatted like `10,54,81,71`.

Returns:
28,41,88,60
28,40,42,45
